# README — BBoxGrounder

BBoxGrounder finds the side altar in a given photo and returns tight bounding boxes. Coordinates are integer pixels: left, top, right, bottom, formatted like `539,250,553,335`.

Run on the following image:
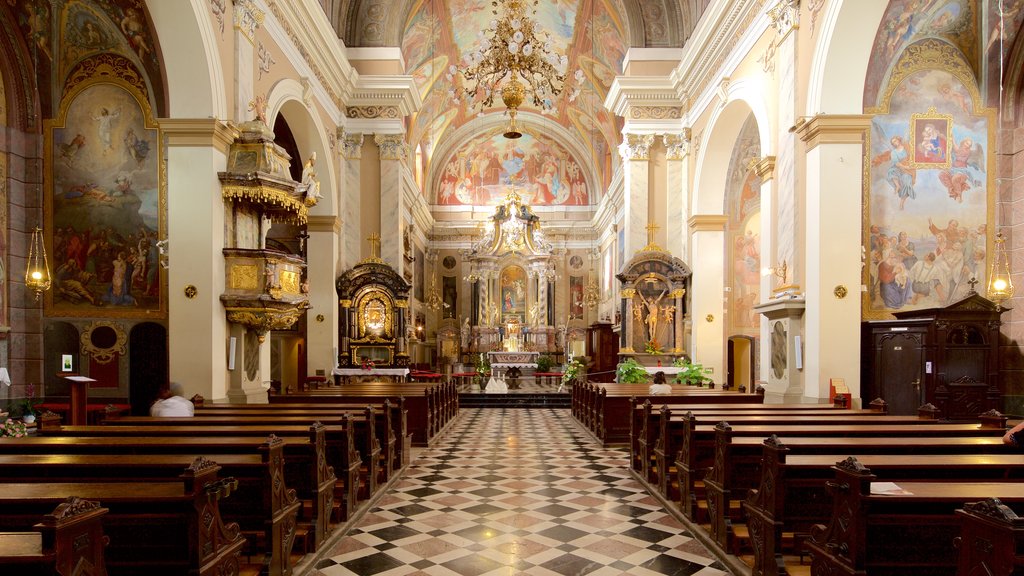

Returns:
617,224,692,363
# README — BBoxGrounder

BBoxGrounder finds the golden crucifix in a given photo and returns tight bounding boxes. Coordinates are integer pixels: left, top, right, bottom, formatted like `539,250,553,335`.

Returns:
646,222,660,245
367,233,381,259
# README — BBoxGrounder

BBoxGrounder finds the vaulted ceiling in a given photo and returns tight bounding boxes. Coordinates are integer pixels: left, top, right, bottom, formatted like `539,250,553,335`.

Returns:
330,1,712,208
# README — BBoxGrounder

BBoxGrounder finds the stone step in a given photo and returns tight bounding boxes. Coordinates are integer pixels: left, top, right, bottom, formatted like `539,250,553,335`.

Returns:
458,393,571,408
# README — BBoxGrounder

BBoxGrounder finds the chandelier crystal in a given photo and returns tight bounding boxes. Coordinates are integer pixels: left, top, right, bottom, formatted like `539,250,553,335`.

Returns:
452,0,582,138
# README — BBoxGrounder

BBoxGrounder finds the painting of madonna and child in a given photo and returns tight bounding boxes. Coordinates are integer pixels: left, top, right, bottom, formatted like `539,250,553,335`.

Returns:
867,67,990,315
48,82,161,315
436,132,589,207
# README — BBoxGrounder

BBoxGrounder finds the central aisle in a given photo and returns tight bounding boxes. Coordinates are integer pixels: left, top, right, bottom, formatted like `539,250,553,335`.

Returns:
315,408,730,575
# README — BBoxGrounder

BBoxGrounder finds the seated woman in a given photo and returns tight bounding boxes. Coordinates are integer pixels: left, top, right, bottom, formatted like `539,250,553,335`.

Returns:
648,371,673,395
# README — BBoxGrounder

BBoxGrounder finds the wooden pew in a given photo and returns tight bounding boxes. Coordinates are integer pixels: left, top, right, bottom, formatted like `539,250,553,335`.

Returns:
0,497,109,575
745,438,1024,576
0,438,300,576
6,425,340,548
805,458,1024,576
954,498,1024,576
0,461,245,576
701,419,1007,551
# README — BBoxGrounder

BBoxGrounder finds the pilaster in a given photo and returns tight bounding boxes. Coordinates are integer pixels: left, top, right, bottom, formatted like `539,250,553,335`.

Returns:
340,130,363,270
770,0,800,299
232,0,263,121
664,132,690,258
376,133,408,275
619,133,654,259
306,215,341,375
688,215,728,380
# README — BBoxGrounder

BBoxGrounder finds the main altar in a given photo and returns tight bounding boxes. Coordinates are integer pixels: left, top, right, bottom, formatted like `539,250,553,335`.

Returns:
461,191,560,358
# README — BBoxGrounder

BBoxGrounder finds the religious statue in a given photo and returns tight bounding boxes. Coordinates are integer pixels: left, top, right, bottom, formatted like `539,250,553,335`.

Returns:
461,317,470,345
528,302,542,326
301,152,321,206
636,289,667,342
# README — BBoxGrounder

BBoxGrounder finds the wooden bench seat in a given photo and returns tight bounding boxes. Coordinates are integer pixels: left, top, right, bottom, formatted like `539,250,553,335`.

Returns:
0,497,108,575
805,459,1024,576
744,440,1024,576
0,438,300,576
0,463,245,576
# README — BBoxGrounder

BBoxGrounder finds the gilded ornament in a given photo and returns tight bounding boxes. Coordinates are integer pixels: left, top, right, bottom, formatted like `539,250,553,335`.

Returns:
340,299,352,308
230,265,259,290
706,314,714,323
279,270,301,294
834,285,848,299
184,285,198,299
621,288,637,299
80,321,128,365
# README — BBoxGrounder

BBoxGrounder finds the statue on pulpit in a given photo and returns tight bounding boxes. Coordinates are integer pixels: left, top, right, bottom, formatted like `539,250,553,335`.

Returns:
637,289,667,342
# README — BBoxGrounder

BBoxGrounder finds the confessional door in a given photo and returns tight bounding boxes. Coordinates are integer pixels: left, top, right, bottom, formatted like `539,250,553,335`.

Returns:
870,330,925,415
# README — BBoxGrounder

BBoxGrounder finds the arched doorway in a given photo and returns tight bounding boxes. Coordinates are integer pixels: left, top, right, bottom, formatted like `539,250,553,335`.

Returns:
727,335,754,391
129,322,167,415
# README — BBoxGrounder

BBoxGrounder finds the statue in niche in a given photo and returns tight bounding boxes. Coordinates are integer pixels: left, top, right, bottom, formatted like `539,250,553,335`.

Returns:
636,288,668,343
301,152,321,206
461,317,470,345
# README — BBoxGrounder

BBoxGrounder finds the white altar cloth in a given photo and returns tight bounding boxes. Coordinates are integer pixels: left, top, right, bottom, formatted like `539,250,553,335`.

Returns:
484,376,508,393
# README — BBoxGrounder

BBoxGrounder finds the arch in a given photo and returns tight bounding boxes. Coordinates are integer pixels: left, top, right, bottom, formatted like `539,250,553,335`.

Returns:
806,0,887,115
0,2,38,131
267,79,337,217
429,110,598,206
129,322,168,416
143,0,225,118
692,80,770,215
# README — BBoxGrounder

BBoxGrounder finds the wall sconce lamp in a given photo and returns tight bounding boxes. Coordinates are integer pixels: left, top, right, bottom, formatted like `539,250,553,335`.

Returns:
988,231,1013,307
25,227,52,300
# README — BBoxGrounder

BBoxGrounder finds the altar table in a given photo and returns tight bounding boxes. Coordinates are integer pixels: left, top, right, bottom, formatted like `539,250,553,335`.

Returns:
332,367,410,385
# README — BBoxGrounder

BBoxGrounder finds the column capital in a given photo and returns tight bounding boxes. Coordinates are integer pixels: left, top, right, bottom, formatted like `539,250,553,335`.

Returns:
160,118,238,153
688,214,728,232
618,133,655,161
232,0,264,45
340,130,364,159
795,114,872,150
663,131,691,160
768,0,799,39
375,133,409,161
308,215,341,234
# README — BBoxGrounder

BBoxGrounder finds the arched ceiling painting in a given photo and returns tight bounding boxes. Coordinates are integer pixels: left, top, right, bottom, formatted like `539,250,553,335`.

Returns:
401,0,628,207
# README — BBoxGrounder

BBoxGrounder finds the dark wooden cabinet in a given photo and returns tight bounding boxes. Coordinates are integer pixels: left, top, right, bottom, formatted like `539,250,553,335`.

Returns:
586,323,618,383
862,293,1005,418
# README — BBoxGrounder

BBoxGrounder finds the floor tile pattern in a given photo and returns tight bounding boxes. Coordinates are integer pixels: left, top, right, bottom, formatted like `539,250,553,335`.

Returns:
316,408,730,576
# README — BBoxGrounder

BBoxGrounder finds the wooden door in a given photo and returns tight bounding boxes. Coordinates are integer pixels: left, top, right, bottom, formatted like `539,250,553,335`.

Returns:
874,331,924,415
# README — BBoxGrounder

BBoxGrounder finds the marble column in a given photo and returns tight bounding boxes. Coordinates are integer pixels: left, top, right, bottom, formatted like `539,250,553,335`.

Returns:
232,0,262,121
339,299,352,365
769,0,800,292
664,133,690,258
618,134,655,258
688,215,728,380
671,287,686,354
340,131,363,270
797,115,872,403
754,156,776,388
621,287,636,353
305,216,340,373
162,119,236,402
376,134,408,275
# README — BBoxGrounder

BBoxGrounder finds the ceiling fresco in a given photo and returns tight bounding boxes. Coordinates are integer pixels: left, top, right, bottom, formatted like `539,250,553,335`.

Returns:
401,0,627,206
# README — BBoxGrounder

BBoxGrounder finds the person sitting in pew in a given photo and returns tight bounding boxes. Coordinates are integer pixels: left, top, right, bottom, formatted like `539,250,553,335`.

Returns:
649,372,672,395
150,382,194,417
1003,419,1024,446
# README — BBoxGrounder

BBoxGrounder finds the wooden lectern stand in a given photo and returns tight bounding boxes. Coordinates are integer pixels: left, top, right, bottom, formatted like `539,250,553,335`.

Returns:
62,375,96,425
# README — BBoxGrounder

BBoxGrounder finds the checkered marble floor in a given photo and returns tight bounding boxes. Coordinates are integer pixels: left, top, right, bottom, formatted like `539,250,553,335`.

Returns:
314,408,730,576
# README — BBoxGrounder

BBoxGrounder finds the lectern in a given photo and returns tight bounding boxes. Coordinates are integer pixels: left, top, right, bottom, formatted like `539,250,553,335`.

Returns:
62,375,96,425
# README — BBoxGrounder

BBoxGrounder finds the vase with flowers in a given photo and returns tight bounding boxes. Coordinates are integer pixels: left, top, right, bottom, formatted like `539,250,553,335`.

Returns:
19,383,41,423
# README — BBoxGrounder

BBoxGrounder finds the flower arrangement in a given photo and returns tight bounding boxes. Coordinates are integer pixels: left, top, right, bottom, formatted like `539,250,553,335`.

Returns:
616,357,649,384
561,356,585,386
1,417,28,438
360,358,376,371
19,383,41,417
672,357,713,386
475,353,491,378
536,354,554,373
644,339,663,355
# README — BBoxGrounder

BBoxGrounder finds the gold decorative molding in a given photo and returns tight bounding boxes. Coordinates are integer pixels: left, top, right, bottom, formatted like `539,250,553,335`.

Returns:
80,321,128,364
620,346,636,354
347,106,401,119
670,288,686,298
621,288,637,299
222,185,308,224
628,106,683,120
395,299,408,308
225,307,304,342
230,265,259,290
752,156,776,181
280,270,301,294
340,299,352,308
688,215,729,232
795,115,872,150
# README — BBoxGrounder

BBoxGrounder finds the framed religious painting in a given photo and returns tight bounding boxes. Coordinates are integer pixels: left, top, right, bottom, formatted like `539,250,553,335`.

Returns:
910,108,953,169
44,65,166,319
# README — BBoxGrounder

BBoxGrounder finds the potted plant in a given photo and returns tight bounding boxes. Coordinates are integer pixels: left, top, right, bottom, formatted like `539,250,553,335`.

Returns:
19,383,41,423
536,354,554,373
616,357,649,384
561,357,585,387
673,357,713,386
475,353,491,390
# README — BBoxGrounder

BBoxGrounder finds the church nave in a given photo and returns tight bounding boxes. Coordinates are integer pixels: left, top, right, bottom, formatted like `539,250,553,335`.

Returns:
313,408,729,576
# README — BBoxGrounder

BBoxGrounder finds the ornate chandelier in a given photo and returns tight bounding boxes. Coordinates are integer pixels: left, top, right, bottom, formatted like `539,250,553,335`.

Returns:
583,269,599,309
426,273,443,311
452,0,582,138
